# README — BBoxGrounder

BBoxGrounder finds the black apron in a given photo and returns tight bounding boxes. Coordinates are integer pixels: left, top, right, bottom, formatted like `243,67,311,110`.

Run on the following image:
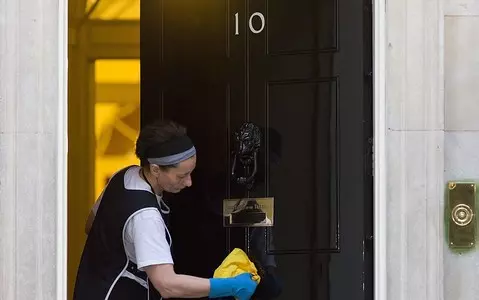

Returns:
73,166,170,300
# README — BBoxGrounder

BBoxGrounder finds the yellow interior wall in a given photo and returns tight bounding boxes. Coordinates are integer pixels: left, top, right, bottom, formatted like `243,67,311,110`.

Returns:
68,29,95,300
68,54,140,300
86,0,139,20
68,0,140,297
94,59,140,200
95,59,140,83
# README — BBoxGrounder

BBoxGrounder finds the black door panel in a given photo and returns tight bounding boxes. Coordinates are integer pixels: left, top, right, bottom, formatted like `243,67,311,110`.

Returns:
140,0,373,299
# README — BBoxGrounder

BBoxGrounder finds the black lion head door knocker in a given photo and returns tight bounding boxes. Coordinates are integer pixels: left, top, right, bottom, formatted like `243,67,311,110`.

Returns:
231,122,262,191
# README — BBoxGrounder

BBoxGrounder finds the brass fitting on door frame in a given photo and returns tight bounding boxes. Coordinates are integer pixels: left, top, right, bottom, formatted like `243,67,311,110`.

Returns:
447,182,476,250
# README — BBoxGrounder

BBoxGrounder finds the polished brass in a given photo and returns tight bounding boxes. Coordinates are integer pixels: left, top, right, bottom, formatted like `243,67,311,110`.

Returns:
451,204,473,226
448,182,476,249
223,197,274,227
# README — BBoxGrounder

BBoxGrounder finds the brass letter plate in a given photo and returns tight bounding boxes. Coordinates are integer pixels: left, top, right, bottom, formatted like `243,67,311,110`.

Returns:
447,182,476,249
223,197,274,227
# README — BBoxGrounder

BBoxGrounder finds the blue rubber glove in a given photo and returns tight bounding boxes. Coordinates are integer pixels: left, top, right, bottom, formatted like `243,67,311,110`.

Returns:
209,273,258,300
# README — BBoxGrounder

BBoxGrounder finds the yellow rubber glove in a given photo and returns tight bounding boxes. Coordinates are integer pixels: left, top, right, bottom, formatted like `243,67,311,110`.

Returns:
213,248,261,284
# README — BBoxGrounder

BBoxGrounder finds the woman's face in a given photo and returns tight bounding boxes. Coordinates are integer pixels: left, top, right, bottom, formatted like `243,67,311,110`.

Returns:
154,155,197,193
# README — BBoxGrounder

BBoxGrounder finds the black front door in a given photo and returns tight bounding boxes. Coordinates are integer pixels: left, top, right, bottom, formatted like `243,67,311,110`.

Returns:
141,0,373,299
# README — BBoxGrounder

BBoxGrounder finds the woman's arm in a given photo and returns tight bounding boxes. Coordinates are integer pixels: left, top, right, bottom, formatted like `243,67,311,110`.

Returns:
145,264,257,300
144,264,210,298
131,210,256,299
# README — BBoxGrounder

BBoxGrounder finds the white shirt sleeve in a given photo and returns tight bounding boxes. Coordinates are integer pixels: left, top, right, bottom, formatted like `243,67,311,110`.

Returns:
125,209,174,271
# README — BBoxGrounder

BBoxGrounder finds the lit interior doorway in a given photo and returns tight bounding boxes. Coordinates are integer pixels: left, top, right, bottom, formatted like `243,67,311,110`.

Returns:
94,59,140,201
67,1,139,298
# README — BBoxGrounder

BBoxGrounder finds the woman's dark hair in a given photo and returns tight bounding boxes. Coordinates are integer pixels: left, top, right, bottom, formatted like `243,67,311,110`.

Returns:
135,119,187,168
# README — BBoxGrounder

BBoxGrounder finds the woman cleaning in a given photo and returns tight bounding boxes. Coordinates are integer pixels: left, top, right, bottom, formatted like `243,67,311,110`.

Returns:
74,120,258,300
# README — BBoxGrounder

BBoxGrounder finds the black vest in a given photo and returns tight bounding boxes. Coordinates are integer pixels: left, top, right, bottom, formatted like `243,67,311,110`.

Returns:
73,166,169,300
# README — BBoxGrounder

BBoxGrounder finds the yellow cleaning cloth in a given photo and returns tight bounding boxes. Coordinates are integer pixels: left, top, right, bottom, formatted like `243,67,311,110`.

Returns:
213,248,261,284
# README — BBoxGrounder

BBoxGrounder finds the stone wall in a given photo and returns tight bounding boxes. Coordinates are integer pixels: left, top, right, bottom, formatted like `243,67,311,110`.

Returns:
386,0,479,299
385,0,445,299
444,1,479,299
0,0,67,299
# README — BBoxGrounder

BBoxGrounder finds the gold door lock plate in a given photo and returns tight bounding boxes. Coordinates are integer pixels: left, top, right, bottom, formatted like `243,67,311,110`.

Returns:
447,182,476,249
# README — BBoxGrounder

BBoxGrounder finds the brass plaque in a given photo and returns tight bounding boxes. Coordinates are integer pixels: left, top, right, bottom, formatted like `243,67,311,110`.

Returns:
223,197,274,227
447,182,476,249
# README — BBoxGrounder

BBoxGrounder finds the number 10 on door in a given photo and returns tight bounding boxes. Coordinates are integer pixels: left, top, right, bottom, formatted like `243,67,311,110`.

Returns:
234,12,266,35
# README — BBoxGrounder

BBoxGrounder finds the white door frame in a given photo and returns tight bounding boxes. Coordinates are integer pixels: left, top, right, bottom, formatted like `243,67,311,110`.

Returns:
373,0,387,299
57,0,68,299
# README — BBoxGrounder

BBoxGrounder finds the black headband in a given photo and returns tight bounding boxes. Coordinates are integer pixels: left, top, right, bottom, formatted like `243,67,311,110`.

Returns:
145,135,195,159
